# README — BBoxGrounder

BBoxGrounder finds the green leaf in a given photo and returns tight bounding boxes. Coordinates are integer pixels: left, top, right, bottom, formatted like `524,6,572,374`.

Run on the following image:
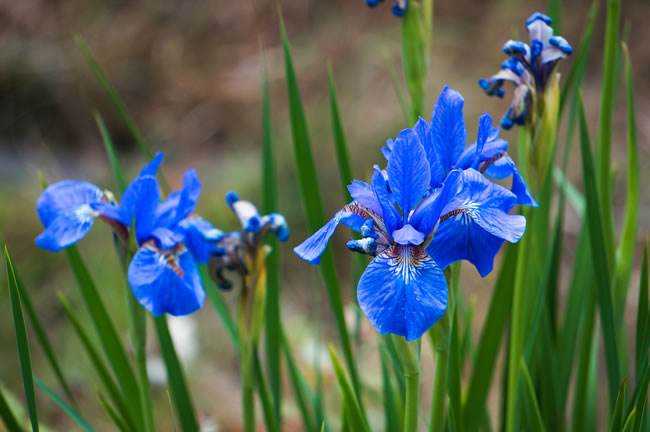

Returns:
636,246,649,383
57,293,136,431
254,350,279,432
64,247,144,429
260,65,282,425
446,266,463,432
327,65,354,201
559,1,598,114
279,16,360,398
547,0,562,31
613,43,640,318
75,36,153,158
596,0,621,258
0,385,22,432
552,167,585,216
201,266,240,349
153,316,199,432
282,331,316,432
610,380,628,431
327,346,370,432
462,244,517,430
401,2,426,121
578,97,621,407
5,245,39,432
35,378,93,432
380,345,401,432
94,113,127,193
520,360,546,432
10,259,75,405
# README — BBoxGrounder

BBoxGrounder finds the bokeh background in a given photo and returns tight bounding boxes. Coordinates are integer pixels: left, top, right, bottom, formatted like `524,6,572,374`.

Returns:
1,0,648,430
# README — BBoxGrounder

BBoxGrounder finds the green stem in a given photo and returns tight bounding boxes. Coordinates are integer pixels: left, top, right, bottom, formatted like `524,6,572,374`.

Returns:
394,336,420,432
241,341,256,432
428,320,449,432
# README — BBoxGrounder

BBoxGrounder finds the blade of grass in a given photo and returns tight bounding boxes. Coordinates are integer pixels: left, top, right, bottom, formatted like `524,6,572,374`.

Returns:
75,36,152,158
380,345,401,432
95,113,127,193
463,244,517,430
201,266,239,349
280,16,361,399
596,0,621,257
578,96,621,407
261,61,282,426
610,381,628,431
35,378,93,432
636,245,648,383
446,265,462,432
520,360,546,432
5,246,39,432
64,246,144,430
0,385,22,432
97,394,129,432
57,293,136,431
327,64,354,201
282,330,316,432
11,261,75,404
613,43,639,318
254,350,279,432
328,346,370,432
153,316,199,432
401,2,426,121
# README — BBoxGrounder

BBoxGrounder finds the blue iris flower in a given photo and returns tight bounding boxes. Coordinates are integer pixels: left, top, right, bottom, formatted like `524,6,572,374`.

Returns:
478,12,572,129
209,192,289,290
384,86,537,207
365,0,407,17
295,90,527,339
36,152,218,317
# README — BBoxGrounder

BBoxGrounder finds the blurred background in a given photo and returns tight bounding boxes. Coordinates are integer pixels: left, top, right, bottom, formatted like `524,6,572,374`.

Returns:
1,0,648,430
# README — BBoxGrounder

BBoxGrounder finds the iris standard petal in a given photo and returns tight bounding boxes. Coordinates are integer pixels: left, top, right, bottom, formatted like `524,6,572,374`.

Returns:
371,167,400,235
387,130,431,217
348,180,382,215
37,180,103,226
226,191,262,233
428,86,467,186
134,176,162,244
128,246,205,317
35,205,98,251
294,205,365,264
409,169,461,236
357,246,447,341
179,216,223,263
484,154,538,207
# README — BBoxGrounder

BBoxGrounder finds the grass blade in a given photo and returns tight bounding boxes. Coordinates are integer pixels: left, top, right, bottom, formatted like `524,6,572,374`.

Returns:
201,267,240,349
380,345,401,432
261,65,282,425
520,360,546,432
596,0,621,257
327,346,370,432
610,381,628,431
35,378,93,432
75,36,153,158
254,351,279,432
282,331,316,432
10,260,75,405
327,65,354,201
57,294,135,431
578,97,621,407
0,385,22,432
64,246,144,429
613,43,640,317
5,246,39,432
95,113,127,193
153,316,199,432
401,2,426,120
462,244,517,427
637,246,649,383
279,16,360,398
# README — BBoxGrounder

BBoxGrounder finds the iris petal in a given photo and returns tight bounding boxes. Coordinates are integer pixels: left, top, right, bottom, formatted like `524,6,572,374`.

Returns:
357,246,447,341
179,216,223,263
371,167,400,235
128,246,205,317
387,129,431,217
429,86,467,186
35,206,98,252
37,180,103,227
409,169,461,235
347,180,382,215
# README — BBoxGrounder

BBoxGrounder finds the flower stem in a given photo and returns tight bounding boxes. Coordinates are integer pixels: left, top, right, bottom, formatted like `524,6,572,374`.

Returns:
394,336,420,432
428,318,450,432
241,341,256,432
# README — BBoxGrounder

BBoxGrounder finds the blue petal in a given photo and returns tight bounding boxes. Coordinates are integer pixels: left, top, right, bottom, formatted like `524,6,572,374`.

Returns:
409,169,461,236
128,246,205,317
429,86,467,186
392,224,425,246
428,169,526,276
179,216,223,263
155,169,202,229
357,246,447,341
114,154,165,226
371,167,400,235
37,180,103,227
226,191,262,233
35,206,98,252
139,152,165,177
348,180,382,215
387,130,431,217
294,205,365,264
484,154,538,207
260,213,290,242
134,176,162,244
